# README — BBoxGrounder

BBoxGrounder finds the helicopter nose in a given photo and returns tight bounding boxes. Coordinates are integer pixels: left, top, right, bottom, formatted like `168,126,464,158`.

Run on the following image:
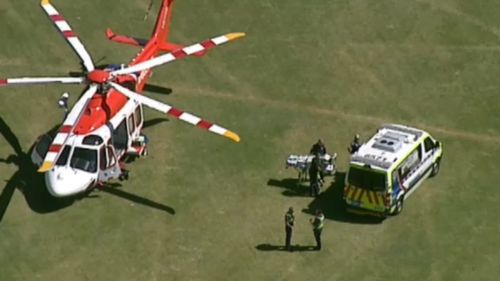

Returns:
45,169,94,197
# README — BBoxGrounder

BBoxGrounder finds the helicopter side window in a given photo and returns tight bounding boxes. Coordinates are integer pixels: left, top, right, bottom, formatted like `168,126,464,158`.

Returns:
56,145,72,166
82,135,104,146
99,147,107,171
134,106,142,127
128,114,135,135
107,146,117,167
70,147,97,173
112,120,128,150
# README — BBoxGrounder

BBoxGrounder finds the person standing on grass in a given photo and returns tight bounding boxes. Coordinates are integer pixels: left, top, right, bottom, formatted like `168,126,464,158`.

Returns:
284,207,295,251
310,139,327,156
309,154,321,196
348,134,361,155
310,209,324,250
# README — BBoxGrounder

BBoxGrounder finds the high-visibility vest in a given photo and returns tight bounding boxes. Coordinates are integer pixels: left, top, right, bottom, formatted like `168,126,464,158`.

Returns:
315,214,324,230
285,213,294,226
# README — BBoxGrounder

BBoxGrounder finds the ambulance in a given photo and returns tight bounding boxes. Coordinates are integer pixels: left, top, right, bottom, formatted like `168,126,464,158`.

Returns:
344,124,443,217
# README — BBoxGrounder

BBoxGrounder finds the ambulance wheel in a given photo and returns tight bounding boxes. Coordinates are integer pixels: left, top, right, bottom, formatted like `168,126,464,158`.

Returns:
430,159,441,177
392,198,404,216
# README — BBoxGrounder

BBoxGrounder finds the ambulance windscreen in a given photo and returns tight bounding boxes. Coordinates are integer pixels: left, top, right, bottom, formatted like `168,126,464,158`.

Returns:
348,166,386,191
70,147,97,173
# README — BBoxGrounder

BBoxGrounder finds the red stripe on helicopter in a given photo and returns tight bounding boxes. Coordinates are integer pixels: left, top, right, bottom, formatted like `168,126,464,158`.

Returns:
59,125,72,133
63,31,76,38
48,144,62,153
0,79,6,85
200,39,216,49
50,15,64,22
167,108,183,118
171,49,187,59
196,120,213,130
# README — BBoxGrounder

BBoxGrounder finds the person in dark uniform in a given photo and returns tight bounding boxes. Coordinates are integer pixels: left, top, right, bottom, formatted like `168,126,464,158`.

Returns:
310,139,327,156
284,207,295,251
311,140,327,183
348,134,361,154
309,155,320,197
310,209,325,250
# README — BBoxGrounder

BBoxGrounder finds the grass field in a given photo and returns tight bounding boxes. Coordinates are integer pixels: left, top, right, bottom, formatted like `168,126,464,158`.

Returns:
1,0,500,280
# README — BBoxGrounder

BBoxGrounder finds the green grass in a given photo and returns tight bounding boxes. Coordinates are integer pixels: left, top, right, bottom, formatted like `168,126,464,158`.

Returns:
1,0,500,280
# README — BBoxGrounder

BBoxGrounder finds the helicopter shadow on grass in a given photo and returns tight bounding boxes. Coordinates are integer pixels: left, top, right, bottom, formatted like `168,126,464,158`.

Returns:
109,117,175,214
0,116,175,224
301,172,383,224
143,84,172,95
96,182,175,215
94,116,174,214
0,118,75,224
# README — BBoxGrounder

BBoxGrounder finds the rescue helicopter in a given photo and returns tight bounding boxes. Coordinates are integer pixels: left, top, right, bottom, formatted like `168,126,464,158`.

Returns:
0,0,245,197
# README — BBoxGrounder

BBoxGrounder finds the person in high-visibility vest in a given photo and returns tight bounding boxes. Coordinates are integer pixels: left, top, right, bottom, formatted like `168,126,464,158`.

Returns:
310,209,324,250
284,207,295,251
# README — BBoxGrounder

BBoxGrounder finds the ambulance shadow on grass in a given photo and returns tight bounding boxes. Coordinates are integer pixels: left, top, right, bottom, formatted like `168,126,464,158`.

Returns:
302,172,383,224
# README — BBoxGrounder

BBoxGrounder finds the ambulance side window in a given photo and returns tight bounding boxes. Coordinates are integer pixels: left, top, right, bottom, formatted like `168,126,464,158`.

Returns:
424,137,434,153
392,171,401,191
398,146,422,180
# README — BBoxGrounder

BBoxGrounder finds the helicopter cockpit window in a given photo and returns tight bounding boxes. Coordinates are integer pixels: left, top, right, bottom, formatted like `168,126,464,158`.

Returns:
56,145,71,166
82,135,104,146
70,147,97,173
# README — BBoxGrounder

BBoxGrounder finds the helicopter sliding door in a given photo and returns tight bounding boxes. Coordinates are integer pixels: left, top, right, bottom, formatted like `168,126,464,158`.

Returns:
112,119,128,156
98,145,121,182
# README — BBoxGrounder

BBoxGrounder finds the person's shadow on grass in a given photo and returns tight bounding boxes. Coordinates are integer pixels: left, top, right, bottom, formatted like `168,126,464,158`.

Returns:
255,244,317,252
267,178,310,197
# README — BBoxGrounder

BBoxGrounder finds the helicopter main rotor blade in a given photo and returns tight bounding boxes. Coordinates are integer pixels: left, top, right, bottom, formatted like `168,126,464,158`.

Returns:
110,82,240,143
41,0,95,71
110,32,245,76
0,77,84,87
38,84,99,172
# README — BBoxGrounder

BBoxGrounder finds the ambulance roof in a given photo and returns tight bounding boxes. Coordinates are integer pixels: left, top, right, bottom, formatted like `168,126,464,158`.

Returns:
350,124,428,171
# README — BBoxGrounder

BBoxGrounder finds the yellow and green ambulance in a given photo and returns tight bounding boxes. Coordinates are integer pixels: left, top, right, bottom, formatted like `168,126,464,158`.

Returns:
344,124,443,217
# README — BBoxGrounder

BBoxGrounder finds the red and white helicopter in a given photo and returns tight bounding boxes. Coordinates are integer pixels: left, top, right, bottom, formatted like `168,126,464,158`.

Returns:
0,0,244,197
